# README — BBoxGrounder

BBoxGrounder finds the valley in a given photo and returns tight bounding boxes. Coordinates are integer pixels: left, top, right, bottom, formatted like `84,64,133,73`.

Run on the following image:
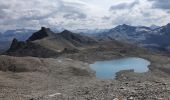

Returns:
1,0,170,99
0,27,170,100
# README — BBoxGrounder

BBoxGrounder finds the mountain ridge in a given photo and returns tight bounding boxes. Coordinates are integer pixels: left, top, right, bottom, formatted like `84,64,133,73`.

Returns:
94,23,170,52
5,27,97,57
1,23,170,53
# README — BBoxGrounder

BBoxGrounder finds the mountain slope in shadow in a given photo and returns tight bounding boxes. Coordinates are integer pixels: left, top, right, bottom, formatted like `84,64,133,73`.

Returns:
5,27,97,57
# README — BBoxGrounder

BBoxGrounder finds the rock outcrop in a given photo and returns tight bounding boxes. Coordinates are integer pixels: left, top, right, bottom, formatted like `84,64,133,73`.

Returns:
27,27,54,41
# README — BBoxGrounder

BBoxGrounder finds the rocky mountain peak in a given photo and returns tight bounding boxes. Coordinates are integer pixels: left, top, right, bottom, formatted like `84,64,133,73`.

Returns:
27,27,54,41
150,25,160,30
59,30,80,40
114,24,136,33
12,38,18,42
61,30,72,34
59,30,75,39
166,23,170,28
40,27,50,32
8,38,24,52
122,24,129,27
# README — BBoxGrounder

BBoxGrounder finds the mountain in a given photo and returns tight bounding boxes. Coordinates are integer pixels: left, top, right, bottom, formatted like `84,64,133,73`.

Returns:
95,24,152,43
0,29,36,53
144,23,170,51
2,23,170,54
94,23,170,53
73,29,110,34
27,27,55,41
59,30,97,46
6,27,97,57
150,25,160,30
1,29,36,41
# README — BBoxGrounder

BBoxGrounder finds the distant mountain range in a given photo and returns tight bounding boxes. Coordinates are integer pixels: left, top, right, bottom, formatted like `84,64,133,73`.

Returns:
0,23,170,53
73,29,110,34
0,29,36,53
150,25,160,30
94,23,170,52
0,29,36,41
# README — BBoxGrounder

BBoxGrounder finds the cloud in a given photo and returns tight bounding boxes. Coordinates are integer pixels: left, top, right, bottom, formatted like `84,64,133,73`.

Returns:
0,0,61,30
109,0,139,10
63,13,87,20
0,0,110,32
108,0,170,26
149,0,170,10
58,0,88,20
0,0,170,32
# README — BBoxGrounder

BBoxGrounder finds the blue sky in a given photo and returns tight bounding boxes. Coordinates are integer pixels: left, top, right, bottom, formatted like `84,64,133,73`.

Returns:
0,0,170,32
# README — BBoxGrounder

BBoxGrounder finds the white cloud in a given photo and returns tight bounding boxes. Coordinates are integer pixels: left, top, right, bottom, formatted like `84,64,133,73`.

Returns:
0,0,170,32
108,0,170,26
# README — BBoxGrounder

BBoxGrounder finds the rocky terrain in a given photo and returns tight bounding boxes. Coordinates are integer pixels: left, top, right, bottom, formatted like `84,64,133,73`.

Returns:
0,27,170,100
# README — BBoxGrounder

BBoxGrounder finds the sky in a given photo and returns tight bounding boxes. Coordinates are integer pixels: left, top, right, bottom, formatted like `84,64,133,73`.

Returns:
0,0,170,32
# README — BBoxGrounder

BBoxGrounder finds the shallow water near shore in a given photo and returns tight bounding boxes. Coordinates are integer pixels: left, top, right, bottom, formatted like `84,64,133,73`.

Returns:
90,57,151,79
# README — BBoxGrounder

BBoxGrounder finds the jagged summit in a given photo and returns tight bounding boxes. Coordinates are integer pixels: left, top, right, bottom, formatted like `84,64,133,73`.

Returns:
27,27,54,41
166,23,170,30
58,29,97,46
9,38,19,51
59,30,76,37
167,23,170,26
59,30,78,37
118,24,132,27
8,38,26,52
150,25,160,30
61,30,71,33
122,24,130,27
12,38,18,43
158,23,170,34
113,24,136,33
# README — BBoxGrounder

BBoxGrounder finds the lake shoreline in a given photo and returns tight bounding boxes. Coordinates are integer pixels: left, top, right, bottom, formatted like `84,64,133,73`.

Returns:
90,57,150,79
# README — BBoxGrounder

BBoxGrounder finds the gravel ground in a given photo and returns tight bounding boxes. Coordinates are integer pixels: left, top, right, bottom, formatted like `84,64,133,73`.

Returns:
0,49,170,100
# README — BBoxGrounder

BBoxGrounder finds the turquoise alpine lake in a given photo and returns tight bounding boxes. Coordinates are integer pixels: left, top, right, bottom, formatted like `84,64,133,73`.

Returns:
90,57,150,79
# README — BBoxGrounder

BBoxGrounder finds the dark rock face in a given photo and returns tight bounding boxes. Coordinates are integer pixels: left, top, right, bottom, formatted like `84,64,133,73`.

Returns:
5,27,60,57
27,27,54,41
7,38,27,52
